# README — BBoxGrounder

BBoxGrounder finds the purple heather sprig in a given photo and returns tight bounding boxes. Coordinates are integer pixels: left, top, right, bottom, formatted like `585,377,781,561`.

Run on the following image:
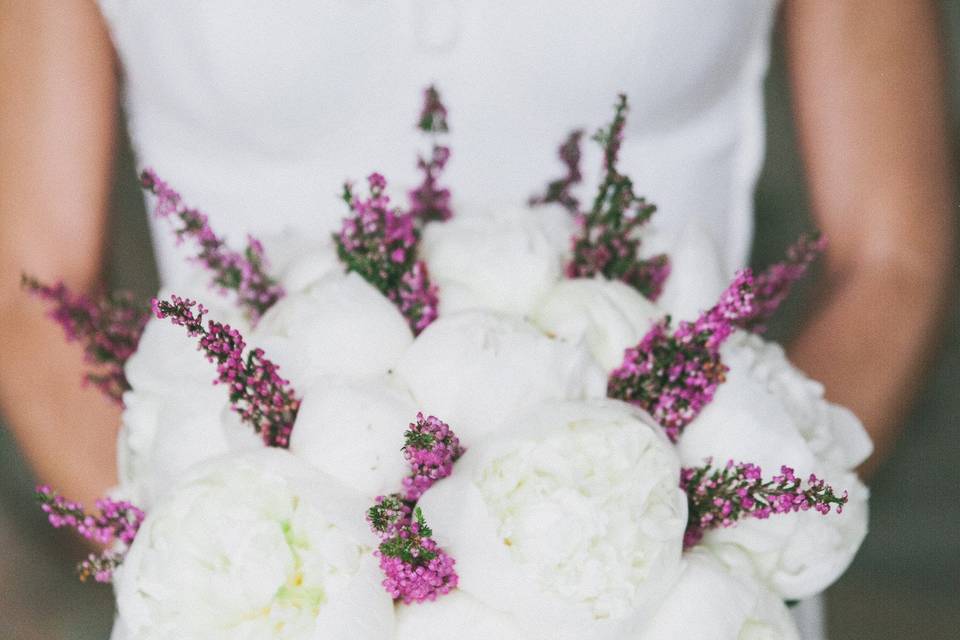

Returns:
77,551,127,584
737,233,827,333
36,485,145,583
22,275,148,404
409,145,453,225
409,85,453,224
417,85,449,134
402,412,464,502
36,486,143,546
152,295,300,447
680,460,849,549
366,413,463,603
566,95,670,300
336,174,439,334
608,269,755,441
140,169,284,322
529,129,584,214
397,261,440,334
367,496,458,604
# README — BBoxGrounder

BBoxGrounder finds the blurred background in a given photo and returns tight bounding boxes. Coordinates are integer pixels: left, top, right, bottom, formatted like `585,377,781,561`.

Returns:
1,5,958,639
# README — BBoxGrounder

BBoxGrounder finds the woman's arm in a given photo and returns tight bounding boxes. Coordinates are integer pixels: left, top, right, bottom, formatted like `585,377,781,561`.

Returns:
0,0,120,507
783,0,956,477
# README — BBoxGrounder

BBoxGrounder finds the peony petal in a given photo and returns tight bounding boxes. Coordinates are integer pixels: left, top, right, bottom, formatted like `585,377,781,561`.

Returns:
289,375,416,499
532,277,663,370
395,311,606,442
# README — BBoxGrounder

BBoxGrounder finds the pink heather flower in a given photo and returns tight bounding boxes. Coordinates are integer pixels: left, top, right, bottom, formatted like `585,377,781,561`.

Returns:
402,413,464,501
608,270,755,441
379,539,458,604
416,85,449,134
152,295,300,448
367,497,458,604
140,169,284,323
679,460,849,549
36,486,144,546
529,129,584,214
365,412,463,603
409,144,453,225
397,262,440,335
563,95,669,300
737,233,827,333
21,275,148,404
410,86,454,225
335,174,439,334
36,485,145,583
368,172,388,191
77,551,126,584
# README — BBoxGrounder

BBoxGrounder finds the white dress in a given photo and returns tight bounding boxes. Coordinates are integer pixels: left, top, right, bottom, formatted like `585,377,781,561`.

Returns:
97,1,824,637
97,0,775,288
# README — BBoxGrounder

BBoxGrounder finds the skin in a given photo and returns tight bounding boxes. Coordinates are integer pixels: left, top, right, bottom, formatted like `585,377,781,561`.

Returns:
0,0,120,511
783,0,956,478
0,0,954,508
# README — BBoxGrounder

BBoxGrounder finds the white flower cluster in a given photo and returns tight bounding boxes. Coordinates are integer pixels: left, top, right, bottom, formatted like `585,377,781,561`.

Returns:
112,208,870,639
114,449,392,640
415,400,686,640
678,332,871,600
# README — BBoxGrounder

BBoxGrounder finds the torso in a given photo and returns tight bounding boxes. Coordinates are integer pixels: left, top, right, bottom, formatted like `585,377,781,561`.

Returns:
96,4,835,636
97,0,777,289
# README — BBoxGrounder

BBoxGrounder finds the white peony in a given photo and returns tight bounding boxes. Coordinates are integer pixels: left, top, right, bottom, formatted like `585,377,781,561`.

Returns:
531,277,663,370
419,205,574,317
703,470,869,601
740,591,805,640
639,551,800,640
116,389,260,510
395,591,527,640
118,280,261,509
259,229,340,294
677,332,872,599
394,310,606,442
288,374,417,499
252,271,413,390
113,449,394,640
416,400,687,640
655,219,730,322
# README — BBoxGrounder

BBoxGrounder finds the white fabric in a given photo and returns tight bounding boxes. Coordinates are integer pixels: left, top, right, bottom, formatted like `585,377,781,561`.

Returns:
97,0,776,291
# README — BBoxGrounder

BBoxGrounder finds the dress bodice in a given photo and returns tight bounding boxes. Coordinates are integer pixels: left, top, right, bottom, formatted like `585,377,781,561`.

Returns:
97,0,776,288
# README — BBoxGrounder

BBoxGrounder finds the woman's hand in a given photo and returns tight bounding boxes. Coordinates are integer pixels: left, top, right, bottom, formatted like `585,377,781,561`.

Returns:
0,0,120,508
784,0,956,478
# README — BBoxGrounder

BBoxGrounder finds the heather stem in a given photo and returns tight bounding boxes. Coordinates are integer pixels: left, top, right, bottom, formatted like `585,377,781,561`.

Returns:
608,270,755,441
21,275,148,404
680,460,849,549
335,173,439,334
530,129,584,214
410,85,453,224
401,413,464,502
140,169,284,322
737,233,827,333
417,85,449,134
152,295,300,448
566,95,670,300
36,485,145,583
366,495,458,604
366,412,463,603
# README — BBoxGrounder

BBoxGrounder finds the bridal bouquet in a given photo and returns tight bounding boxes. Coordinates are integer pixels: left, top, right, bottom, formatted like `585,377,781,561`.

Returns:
27,88,871,640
